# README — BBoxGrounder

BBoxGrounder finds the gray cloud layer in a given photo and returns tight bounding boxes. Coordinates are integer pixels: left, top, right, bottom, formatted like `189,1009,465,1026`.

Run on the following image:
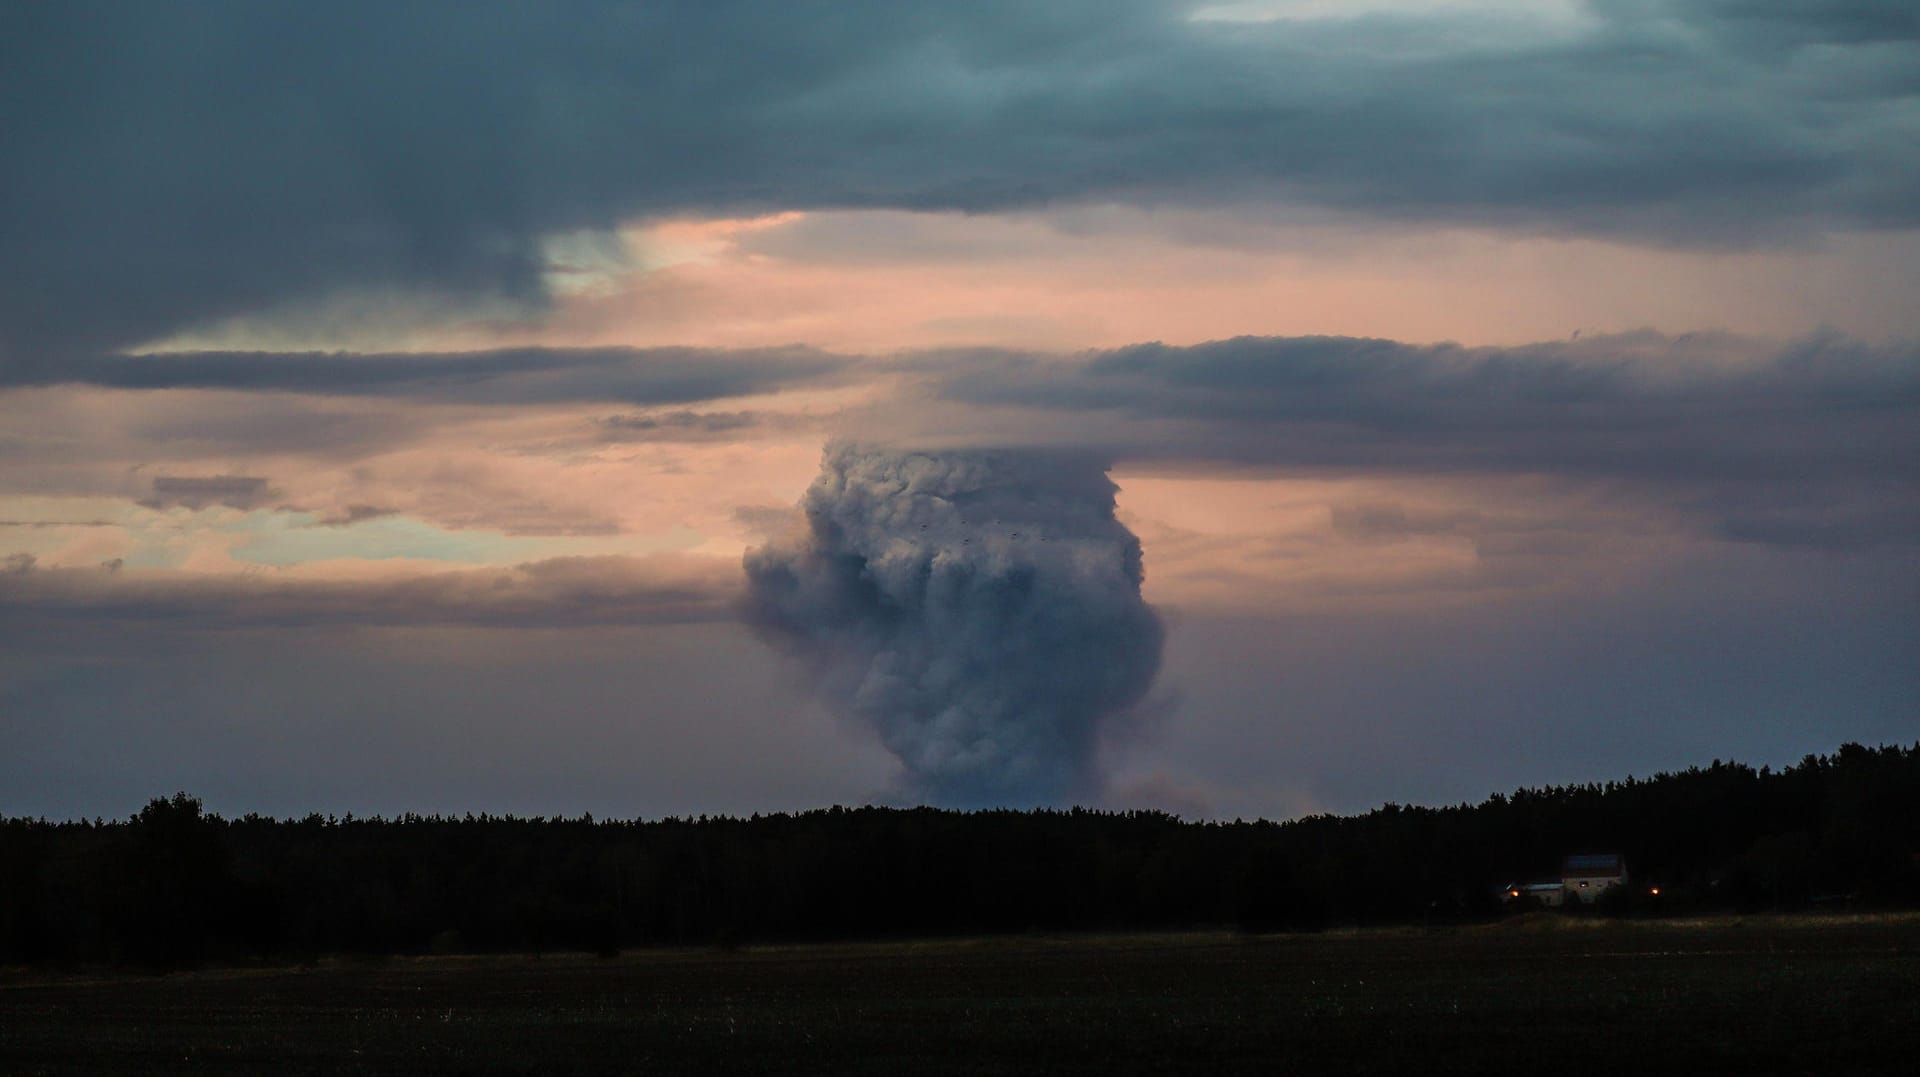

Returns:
0,556,736,632
918,330,1920,549
7,347,847,405
6,1,1915,361
141,475,278,512
928,331,1918,477
7,330,1913,553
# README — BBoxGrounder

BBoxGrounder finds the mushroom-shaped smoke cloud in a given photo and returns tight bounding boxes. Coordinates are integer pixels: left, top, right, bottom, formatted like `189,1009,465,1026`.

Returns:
744,442,1164,808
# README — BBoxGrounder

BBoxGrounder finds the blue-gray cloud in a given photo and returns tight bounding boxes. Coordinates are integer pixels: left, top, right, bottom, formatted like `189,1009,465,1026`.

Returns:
917,330,1920,550
928,331,1920,479
5,1,1914,361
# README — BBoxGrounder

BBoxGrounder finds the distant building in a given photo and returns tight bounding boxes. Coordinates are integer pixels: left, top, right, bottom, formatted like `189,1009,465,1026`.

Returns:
1561,853,1628,902
1501,853,1630,908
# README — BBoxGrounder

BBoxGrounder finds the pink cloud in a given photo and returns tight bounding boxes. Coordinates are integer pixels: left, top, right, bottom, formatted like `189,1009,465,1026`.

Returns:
444,210,1920,354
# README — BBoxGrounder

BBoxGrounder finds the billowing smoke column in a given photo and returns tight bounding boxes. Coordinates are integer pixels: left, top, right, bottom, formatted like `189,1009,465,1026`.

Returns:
744,442,1163,808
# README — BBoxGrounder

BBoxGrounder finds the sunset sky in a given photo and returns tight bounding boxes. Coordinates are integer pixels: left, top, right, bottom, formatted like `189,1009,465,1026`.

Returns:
3,0,1916,819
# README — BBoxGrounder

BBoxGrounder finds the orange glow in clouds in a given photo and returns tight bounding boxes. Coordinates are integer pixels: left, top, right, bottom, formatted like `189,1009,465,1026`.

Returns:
447,210,1920,354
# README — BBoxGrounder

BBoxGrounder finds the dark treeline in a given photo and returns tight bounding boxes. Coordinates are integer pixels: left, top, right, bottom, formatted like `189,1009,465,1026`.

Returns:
3,743,1916,967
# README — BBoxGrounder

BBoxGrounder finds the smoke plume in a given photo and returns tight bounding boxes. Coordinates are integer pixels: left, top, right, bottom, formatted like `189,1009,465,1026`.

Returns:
744,443,1163,808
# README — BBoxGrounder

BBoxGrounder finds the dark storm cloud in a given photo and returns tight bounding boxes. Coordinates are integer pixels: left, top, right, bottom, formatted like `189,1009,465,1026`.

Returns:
744,443,1164,808
595,410,766,441
141,475,277,511
927,332,1920,481
5,1,1915,362
920,330,1920,549
0,555,736,631
7,347,847,405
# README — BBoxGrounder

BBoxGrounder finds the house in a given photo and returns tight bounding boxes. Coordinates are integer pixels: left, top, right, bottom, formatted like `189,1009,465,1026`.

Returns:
1500,853,1631,908
1561,853,1628,902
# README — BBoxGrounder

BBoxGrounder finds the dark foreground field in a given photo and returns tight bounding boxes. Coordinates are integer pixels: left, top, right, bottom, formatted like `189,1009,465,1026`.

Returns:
4,915,1917,1075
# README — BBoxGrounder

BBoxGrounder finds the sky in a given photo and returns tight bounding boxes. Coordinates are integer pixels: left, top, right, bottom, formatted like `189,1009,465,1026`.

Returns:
2,0,1916,819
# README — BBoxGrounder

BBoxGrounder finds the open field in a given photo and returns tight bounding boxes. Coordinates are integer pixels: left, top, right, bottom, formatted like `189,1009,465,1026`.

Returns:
4,915,1917,1074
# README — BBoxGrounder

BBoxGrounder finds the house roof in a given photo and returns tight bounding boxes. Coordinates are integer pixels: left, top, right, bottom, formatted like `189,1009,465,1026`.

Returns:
1562,853,1624,877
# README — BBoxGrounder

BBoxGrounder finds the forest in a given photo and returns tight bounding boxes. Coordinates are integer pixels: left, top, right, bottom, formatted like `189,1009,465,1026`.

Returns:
3,742,1915,968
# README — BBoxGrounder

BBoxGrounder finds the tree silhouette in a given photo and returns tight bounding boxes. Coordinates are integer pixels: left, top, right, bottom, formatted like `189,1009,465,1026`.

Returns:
1,744,1914,966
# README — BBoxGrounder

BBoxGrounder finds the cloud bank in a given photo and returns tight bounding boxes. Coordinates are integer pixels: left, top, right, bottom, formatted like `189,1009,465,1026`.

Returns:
744,443,1164,807
914,330,1920,551
7,0,1915,362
